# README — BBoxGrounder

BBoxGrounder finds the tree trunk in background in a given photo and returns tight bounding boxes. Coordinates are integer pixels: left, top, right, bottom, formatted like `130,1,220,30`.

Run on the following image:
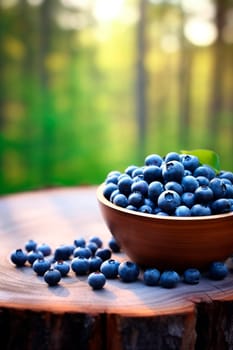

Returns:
39,0,53,187
208,0,227,149
177,10,192,149
136,0,147,161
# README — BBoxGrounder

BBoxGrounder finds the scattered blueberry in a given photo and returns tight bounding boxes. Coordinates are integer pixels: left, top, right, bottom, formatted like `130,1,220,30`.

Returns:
27,250,44,265
54,260,70,277
25,239,37,252
88,256,103,272
100,259,120,279
44,268,61,286
183,268,201,284
159,270,180,288
209,261,228,280
118,261,140,282
32,257,51,276
143,268,160,286
10,249,28,267
87,272,106,290
108,237,121,253
95,248,112,261
37,243,52,257
71,257,89,275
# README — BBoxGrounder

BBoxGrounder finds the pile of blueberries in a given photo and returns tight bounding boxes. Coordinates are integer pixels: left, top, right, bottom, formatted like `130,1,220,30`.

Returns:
103,152,233,216
10,235,230,289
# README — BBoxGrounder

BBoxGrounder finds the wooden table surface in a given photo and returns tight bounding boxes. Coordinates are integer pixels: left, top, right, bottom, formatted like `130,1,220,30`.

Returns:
1,186,233,350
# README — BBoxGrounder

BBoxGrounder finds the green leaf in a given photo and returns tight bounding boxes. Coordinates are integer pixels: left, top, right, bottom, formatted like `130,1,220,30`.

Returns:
180,149,221,172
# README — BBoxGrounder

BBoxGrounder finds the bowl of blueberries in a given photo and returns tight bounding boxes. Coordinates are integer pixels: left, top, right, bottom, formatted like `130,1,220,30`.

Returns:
97,150,233,271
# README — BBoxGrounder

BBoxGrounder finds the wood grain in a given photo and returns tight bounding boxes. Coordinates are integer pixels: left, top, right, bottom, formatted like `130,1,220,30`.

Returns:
1,187,233,349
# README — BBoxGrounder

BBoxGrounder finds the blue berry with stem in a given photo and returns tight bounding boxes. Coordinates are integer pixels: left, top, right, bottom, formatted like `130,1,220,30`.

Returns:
160,270,180,288
54,260,70,277
118,261,140,282
32,257,51,276
44,268,61,286
10,249,28,267
27,250,43,265
37,243,52,257
88,272,106,290
209,261,228,280
100,259,120,279
71,257,89,275
89,256,103,272
95,248,112,261
143,268,160,286
25,239,37,252
183,268,201,284
108,237,121,253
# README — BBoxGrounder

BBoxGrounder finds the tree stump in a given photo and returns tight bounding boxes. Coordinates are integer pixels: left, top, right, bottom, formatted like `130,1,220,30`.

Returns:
1,187,233,350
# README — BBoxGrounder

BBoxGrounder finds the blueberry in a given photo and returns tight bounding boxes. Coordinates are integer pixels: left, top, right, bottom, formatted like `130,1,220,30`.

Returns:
44,268,61,286
148,181,164,202
225,184,233,199
209,178,228,199
126,205,138,211
181,176,199,193
25,239,37,252
143,268,160,286
194,185,214,204
27,250,44,265
87,272,106,290
54,245,73,261
164,152,181,162
118,261,140,282
132,167,144,178
175,205,191,217
144,154,163,167
159,270,180,288
95,248,112,261
10,249,28,267
128,192,144,208
88,256,103,272
71,257,90,275
180,154,199,172
143,165,162,183
191,204,211,216
73,247,92,259
108,237,121,253
100,259,120,279
218,171,233,184
209,261,228,280
74,237,86,248
103,183,118,200
193,165,216,180
211,198,231,214
86,241,98,255
113,194,128,208
131,180,148,197
181,192,195,208
110,189,120,202
32,257,51,276
165,181,183,195
124,165,138,176
89,236,103,248
37,243,52,257
183,268,201,284
162,160,184,183
157,190,181,214
138,204,153,214
118,176,133,196
105,175,119,185
54,260,70,277
196,176,209,186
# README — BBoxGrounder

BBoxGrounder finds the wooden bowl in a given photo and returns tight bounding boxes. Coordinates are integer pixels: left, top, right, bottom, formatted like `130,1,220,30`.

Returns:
97,183,233,271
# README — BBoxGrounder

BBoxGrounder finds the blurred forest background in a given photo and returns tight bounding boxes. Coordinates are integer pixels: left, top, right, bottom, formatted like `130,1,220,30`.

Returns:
0,0,232,194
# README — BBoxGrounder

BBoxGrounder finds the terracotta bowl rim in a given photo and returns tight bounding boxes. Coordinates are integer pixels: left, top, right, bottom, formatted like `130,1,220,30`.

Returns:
97,183,233,222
